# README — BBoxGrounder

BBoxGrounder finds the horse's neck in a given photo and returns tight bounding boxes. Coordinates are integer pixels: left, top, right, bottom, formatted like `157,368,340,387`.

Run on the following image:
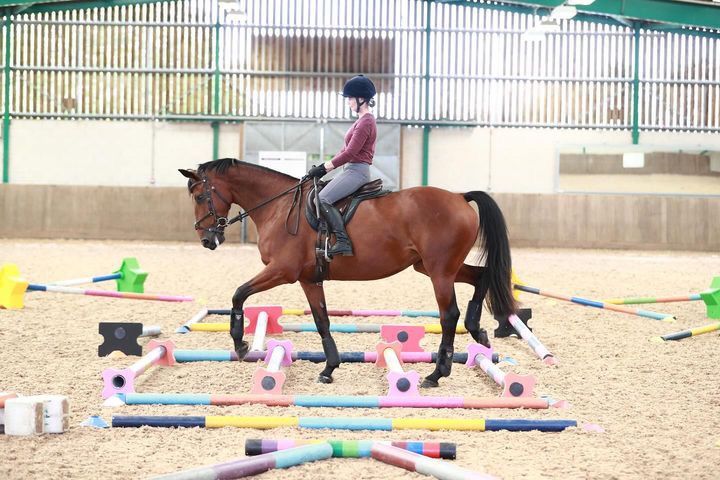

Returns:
226,164,295,228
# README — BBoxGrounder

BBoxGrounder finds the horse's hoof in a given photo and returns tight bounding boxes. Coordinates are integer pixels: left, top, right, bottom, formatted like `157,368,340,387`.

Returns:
317,374,334,384
420,378,439,388
235,341,249,360
478,328,491,348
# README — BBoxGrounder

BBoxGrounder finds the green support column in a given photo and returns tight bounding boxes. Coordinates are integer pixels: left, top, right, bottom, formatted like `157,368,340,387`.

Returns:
631,25,641,145
211,7,221,161
2,16,11,184
421,1,432,186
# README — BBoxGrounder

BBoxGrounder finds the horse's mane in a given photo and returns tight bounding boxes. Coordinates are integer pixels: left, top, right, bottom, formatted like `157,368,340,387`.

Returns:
197,158,300,182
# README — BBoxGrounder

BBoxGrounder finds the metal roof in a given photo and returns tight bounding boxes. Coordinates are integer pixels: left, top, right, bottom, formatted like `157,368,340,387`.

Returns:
0,0,174,16
436,0,720,32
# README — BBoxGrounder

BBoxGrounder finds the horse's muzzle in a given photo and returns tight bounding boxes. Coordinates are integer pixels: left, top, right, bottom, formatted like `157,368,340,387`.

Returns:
201,233,225,250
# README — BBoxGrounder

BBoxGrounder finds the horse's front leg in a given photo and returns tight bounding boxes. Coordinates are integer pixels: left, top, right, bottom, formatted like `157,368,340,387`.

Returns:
300,281,340,384
230,266,289,359
421,275,461,388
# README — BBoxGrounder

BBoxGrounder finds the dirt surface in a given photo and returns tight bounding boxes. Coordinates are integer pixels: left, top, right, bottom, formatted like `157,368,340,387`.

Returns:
1,239,719,479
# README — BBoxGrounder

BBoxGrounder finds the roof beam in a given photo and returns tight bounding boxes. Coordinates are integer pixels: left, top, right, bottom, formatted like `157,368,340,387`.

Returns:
455,0,720,31
435,0,628,27
0,0,177,16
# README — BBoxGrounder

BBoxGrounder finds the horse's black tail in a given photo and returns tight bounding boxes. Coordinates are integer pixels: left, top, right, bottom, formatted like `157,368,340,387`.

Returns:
463,191,517,318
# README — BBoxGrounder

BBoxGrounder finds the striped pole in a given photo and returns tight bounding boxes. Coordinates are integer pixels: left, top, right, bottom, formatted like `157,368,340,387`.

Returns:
112,415,577,432
176,308,209,333
605,294,702,305
172,349,473,364
46,272,122,287
150,443,333,480
371,443,496,480
660,321,720,341
507,314,558,366
34,257,148,293
115,392,555,410
188,322,468,334
245,439,457,460
101,340,176,399
514,284,675,321
466,343,536,397
241,308,440,318
26,284,193,302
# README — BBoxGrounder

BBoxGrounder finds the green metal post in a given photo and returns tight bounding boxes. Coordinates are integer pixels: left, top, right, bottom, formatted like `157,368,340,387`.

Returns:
211,7,221,161
631,25,641,145
2,15,11,183
422,1,432,186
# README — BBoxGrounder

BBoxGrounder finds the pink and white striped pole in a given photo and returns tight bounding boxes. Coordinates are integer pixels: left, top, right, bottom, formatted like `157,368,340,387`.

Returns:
466,343,536,398
101,340,176,399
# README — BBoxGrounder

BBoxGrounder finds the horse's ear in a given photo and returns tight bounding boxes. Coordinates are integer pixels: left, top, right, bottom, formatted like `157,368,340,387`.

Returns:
178,169,199,181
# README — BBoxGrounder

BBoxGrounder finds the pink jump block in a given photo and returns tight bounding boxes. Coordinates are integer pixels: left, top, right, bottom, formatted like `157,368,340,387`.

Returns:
245,306,284,334
250,369,287,395
375,342,420,397
250,340,293,395
380,325,425,352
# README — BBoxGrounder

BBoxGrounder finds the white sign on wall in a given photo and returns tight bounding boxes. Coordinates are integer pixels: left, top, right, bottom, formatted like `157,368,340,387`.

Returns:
622,152,645,169
258,151,307,178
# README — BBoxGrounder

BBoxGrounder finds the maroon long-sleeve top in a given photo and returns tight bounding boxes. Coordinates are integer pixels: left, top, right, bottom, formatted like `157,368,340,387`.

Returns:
330,114,377,168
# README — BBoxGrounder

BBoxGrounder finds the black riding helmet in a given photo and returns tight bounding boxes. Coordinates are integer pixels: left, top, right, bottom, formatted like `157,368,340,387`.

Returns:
341,75,376,113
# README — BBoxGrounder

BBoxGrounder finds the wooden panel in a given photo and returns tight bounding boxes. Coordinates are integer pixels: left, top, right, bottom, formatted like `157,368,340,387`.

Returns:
560,152,720,176
493,192,720,251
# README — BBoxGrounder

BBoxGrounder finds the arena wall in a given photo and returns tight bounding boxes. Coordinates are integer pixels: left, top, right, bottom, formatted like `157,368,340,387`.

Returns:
2,121,718,251
1,184,717,251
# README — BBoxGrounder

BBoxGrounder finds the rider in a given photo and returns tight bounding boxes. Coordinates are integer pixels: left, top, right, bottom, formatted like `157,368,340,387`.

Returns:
306,75,377,257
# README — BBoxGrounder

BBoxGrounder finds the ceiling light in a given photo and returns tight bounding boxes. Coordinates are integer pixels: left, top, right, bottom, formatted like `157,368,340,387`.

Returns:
567,0,596,5
522,30,546,42
225,8,247,23
535,18,561,33
550,5,577,20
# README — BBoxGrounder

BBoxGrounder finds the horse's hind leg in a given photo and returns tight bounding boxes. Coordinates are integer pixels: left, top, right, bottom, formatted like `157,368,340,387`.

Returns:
457,265,491,346
420,274,461,388
300,281,340,384
415,262,490,346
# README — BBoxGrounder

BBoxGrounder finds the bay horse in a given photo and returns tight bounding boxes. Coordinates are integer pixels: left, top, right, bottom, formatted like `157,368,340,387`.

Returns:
179,158,516,388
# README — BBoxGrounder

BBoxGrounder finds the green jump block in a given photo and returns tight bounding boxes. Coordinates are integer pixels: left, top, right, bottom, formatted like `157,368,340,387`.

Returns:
114,257,148,293
700,276,720,320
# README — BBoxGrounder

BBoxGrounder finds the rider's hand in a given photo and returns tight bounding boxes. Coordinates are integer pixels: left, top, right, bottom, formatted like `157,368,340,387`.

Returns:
307,164,327,178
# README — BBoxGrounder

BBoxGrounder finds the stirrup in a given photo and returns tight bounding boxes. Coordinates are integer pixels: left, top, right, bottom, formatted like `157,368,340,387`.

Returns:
315,237,332,262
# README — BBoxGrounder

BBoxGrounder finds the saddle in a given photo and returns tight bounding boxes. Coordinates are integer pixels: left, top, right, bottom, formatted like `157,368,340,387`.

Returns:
305,178,390,232
306,178,390,283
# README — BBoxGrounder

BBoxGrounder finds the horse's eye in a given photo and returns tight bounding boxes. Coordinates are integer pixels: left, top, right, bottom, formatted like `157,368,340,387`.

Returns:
194,196,204,205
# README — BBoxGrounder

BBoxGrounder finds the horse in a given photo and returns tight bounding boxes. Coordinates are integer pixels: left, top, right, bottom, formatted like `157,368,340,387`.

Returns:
179,158,517,388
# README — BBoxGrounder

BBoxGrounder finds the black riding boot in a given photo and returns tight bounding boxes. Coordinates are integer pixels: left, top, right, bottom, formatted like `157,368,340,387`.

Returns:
319,202,354,257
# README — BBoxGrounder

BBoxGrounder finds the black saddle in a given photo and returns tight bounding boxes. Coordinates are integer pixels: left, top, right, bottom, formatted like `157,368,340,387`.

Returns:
305,178,390,231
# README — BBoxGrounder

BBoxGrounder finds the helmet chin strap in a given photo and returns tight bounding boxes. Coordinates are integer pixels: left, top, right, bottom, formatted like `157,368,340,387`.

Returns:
355,97,366,114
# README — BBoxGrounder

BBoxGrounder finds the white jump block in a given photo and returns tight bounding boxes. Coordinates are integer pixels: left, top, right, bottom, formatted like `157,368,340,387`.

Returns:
3,395,69,436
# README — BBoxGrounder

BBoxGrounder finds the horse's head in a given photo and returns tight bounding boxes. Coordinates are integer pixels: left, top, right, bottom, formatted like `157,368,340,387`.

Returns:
179,168,233,250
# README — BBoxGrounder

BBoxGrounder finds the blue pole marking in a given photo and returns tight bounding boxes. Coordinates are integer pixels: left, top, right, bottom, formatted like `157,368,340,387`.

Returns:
298,417,393,431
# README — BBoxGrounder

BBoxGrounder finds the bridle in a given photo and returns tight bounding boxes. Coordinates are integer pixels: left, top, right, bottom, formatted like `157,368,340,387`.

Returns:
189,175,233,237
189,172,312,237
